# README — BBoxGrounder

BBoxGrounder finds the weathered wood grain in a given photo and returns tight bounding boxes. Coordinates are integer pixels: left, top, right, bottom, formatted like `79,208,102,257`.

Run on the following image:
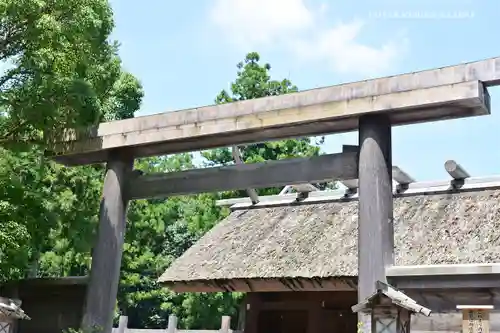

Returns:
357,114,394,333
127,152,358,199
81,151,132,333
51,79,489,165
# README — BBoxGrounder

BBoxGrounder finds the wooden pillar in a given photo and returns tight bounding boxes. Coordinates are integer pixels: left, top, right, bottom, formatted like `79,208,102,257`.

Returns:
81,150,133,333
357,114,394,333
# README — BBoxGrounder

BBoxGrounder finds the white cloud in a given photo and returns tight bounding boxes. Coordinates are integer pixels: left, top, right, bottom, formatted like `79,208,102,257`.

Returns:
291,21,407,76
210,0,313,48
208,0,407,76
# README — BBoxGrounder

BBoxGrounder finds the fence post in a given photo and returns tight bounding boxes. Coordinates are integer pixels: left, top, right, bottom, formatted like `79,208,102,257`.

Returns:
117,316,128,333
220,316,231,333
167,315,178,333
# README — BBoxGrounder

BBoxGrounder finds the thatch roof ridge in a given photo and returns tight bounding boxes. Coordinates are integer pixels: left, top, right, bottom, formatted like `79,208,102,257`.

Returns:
159,185,500,284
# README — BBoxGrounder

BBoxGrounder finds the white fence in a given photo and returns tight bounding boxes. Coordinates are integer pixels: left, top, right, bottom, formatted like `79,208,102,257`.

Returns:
112,315,237,333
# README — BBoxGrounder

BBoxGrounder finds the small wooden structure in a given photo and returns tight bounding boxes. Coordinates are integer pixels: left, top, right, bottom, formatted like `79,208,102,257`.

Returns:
47,56,498,332
0,297,29,333
0,277,87,333
352,281,430,333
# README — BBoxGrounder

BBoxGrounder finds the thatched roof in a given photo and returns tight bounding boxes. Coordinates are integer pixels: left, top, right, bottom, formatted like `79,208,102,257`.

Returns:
159,187,500,286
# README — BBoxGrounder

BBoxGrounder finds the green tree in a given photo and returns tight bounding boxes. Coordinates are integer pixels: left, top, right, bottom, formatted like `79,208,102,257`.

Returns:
0,0,143,148
0,147,104,281
117,155,232,328
202,52,322,195
31,52,324,330
202,52,321,165
0,0,143,281
115,53,325,329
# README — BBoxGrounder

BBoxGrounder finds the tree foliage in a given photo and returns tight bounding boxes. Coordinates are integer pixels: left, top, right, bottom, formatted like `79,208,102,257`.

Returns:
202,52,325,196
202,52,320,169
1,43,323,331
117,155,234,328
0,0,143,147
113,53,323,328
0,0,142,280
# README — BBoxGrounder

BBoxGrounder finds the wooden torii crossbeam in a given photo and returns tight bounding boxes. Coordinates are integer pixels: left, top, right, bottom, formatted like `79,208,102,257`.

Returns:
49,57,499,333
128,152,358,199
51,62,496,166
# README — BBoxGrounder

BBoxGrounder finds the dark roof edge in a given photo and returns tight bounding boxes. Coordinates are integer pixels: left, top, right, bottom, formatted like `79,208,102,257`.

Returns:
159,276,358,293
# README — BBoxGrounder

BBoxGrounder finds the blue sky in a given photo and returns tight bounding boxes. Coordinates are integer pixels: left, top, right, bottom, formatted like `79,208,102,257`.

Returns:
109,0,500,181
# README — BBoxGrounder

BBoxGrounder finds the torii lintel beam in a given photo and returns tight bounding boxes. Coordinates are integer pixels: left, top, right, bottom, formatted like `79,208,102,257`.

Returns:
50,57,499,166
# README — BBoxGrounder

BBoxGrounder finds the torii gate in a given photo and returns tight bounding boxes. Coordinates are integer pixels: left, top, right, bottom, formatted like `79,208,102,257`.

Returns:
49,57,498,333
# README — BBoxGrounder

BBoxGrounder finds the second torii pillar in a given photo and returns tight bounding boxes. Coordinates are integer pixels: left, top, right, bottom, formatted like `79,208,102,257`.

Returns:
358,114,394,333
